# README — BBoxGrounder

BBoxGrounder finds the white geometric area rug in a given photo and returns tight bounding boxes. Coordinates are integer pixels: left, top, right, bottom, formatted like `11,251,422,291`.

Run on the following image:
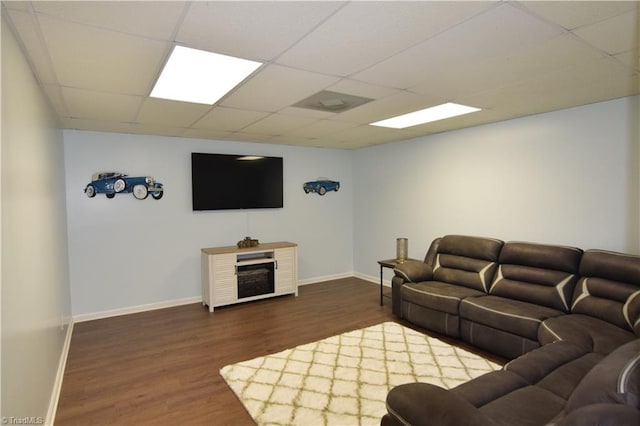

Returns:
220,321,501,426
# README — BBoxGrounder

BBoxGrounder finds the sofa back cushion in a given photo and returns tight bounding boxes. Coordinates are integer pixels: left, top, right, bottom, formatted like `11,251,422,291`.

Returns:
571,250,640,335
489,242,582,312
432,235,504,292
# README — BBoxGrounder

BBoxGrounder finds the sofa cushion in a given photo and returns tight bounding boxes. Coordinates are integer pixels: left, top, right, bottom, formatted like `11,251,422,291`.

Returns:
432,235,503,292
539,314,636,354
402,281,485,315
571,250,640,335
564,338,640,412
460,295,565,340
489,242,582,312
502,340,602,400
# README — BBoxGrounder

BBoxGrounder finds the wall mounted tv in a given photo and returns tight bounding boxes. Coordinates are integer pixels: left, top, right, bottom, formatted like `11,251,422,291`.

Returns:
191,153,283,211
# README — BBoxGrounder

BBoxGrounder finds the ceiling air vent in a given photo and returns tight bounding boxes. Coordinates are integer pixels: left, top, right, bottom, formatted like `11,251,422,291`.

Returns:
293,90,374,113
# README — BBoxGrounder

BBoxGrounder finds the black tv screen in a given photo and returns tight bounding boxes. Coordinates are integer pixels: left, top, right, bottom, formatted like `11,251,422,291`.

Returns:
191,153,283,211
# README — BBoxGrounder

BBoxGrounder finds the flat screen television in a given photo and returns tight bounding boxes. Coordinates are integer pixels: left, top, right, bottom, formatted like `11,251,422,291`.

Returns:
191,153,283,211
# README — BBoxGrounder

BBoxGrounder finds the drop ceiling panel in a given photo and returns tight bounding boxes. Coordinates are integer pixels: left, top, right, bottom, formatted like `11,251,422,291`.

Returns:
38,14,167,95
520,1,637,30
463,56,638,116
572,10,639,55
276,0,496,76
410,34,607,100
5,9,58,85
281,119,358,139
64,118,136,134
3,1,640,150
176,1,346,62
331,91,445,125
62,87,142,122
192,107,269,132
240,113,318,136
615,49,640,70
136,98,211,127
220,64,340,112
353,2,565,89
32,1,187,39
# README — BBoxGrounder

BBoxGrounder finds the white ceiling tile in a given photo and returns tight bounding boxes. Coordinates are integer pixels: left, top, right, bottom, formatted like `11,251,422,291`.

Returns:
38,14,168,95
224,132,275,144
3,1,639,148
3,1,32,12
5,10,58,85
333,91,445,125
192,107,269,132
65,118,136,134
182,128,234,141
129,123,187,138
615,48,640,71
520,1,637,30
176,1,345,62
33,1,187,39
62,87,142,122
411,34,606,100
276,0,496,76
282,119,358,139
278,106,336,120
136,98,211,127
353,2,565,89
573,10,639,55
463,56,638,116
220,64,340,112
241,113,317,136
328,79,399,100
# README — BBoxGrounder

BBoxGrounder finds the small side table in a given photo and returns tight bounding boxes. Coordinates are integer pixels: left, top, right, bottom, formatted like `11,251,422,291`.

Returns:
377,258,419,306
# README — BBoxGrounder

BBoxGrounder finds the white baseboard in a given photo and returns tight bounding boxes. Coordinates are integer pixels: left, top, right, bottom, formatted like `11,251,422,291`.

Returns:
298,272,354,286
46,319,74,426
73,273,383,323
354,271,390,287
73,296,202,323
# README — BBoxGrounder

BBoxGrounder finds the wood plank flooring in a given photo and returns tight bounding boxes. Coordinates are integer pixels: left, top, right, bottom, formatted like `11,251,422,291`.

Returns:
55,278,396,425
55,278,502,425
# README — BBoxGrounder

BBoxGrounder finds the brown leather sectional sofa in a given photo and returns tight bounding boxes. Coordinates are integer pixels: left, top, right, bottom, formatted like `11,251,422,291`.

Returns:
383,235,640,426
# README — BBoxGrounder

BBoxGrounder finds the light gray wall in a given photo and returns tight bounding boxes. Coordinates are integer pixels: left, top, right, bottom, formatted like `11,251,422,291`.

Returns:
64,131,354,317
1,16,71,421
353,97,640,281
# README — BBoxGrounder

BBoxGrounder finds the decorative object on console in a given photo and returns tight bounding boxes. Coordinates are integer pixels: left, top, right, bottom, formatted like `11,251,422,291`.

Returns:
237,236,259,248
84,171,164,200
303,178,340,195
396,237,408,263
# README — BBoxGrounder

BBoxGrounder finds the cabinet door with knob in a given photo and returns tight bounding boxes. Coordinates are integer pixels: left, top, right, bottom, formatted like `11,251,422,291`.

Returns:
275,247,297,295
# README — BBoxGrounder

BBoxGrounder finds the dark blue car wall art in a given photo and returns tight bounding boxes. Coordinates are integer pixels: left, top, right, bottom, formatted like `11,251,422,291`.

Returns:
84,172,164,200
303,178,340,196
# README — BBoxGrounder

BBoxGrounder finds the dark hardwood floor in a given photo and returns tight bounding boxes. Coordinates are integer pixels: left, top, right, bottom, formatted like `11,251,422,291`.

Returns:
55,278,397,425
55,277,503,425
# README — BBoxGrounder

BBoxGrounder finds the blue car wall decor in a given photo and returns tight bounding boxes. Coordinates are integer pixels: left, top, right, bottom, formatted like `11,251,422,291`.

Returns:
303,178,340,196
84,172,164,200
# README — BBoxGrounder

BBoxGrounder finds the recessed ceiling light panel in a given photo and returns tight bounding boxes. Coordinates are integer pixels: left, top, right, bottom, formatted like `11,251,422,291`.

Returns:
150,46,262,105
370,102,481,129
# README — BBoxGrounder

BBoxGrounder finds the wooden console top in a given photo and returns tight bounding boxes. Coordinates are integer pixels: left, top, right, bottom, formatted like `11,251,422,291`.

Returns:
201,241,297,256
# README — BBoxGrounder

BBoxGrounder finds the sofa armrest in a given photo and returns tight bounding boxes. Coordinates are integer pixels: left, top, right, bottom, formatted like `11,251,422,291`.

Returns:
393,260,433,283
384,383,495,426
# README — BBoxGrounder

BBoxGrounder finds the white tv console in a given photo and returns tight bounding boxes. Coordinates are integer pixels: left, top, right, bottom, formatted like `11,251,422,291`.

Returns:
201,241,298,312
